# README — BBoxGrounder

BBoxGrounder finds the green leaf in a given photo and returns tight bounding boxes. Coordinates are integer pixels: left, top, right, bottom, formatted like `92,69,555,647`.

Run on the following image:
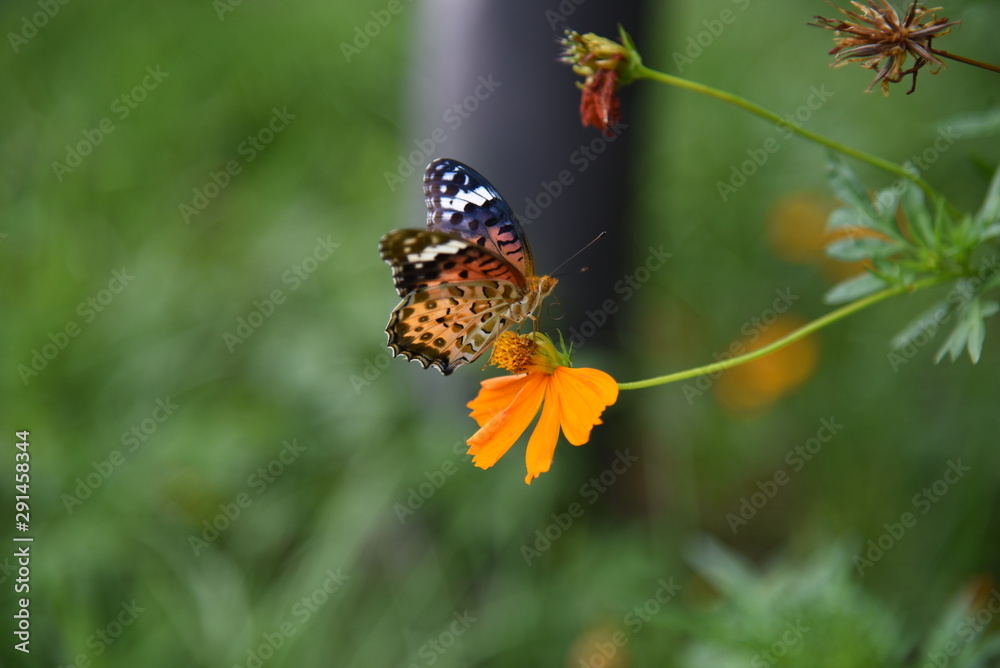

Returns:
824,272,888,304
933,297,998,364
869,258,914,284
828,156,870,212
825,157,901,237
826,206,870,231
979,221,1000,242
900,181,934,247
965,310,986,364
934,316,971,363
825,236,898,262
974,163,1000,235
891,300,949,350
920,590,981,665
871,183,902,219
933,196,953,248
966,300,999,364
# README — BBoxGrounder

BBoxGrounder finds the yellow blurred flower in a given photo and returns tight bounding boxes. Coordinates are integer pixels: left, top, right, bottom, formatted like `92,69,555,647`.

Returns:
466,332,619,484
767,191,888,281
567,623,631,668
714,315,819,414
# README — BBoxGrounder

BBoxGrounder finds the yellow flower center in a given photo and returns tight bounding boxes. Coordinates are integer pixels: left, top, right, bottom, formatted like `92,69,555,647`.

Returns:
489,332,538,374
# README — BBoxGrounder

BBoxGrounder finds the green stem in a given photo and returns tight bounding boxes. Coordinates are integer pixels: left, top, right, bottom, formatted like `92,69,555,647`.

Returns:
618,275,947,390
634,65,940,202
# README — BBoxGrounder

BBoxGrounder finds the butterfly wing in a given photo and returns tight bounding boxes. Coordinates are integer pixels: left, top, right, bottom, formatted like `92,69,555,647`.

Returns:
423,158,535,277
379,229,526,374
385,282,520,375
380,229,528,296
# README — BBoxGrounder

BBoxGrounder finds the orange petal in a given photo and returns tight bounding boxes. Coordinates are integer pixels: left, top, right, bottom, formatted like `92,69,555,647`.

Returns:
466,374,546,470
467,374,529,427
524,377,562,484
553,367,619,446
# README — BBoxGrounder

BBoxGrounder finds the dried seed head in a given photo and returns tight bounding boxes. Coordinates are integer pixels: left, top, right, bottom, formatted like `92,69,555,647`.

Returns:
810,1,959,95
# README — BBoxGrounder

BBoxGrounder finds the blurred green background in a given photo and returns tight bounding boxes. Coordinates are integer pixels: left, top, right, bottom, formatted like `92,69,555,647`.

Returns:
3,0,1000,666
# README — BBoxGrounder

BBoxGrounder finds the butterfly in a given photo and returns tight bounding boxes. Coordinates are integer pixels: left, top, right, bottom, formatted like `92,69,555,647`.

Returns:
379,158,558,375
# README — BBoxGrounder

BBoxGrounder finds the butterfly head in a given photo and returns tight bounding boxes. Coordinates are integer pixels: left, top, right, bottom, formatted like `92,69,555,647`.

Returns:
508,274,558,323
535,274,558,299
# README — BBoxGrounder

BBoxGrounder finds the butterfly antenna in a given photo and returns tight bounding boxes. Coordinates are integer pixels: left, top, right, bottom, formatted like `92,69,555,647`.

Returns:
549,231,606,277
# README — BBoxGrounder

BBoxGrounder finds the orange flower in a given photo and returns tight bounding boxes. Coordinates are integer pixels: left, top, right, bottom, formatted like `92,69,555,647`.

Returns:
466,332,618,484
